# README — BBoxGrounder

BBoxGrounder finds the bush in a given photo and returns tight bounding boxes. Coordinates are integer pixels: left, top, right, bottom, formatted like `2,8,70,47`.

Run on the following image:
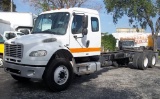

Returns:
101,34,116,51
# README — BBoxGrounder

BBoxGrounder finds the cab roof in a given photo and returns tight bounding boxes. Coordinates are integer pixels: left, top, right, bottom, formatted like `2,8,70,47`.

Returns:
41,7,99,15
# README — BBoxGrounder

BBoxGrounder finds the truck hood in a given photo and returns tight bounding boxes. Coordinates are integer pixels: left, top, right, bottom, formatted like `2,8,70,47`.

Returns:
5,34,58,45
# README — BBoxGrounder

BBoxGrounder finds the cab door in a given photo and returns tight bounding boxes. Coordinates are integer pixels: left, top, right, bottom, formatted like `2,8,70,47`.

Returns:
69,14,101,57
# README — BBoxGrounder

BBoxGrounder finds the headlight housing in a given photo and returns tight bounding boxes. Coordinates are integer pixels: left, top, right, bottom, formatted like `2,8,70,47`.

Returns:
29,50,47,57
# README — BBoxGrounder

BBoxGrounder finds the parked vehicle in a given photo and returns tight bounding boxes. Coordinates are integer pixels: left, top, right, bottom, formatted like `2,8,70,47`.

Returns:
0,12,37,34
0,19,11,67
0,19,11,35
112,33,154,50
0,34,4,67
3,8,157,91
0,12,36,67
0,31,24,67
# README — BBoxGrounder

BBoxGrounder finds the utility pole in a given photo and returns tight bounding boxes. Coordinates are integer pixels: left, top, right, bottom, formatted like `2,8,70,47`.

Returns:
11,0,13,12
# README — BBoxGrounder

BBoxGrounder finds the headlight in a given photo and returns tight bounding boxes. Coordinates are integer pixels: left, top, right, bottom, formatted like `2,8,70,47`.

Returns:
29,50,47,57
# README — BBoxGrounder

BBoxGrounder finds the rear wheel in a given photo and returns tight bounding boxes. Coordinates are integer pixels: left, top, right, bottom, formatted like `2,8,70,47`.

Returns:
132,53,141,69
44,58,73,92
0,55,3,67
138,53,148,70
148,52,156,68
11,74,30,82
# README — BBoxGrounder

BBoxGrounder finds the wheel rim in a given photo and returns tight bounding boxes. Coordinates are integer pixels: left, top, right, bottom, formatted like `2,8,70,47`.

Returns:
54,65,69,85
152,56,156,66
0,58,3,67
143,57,148,67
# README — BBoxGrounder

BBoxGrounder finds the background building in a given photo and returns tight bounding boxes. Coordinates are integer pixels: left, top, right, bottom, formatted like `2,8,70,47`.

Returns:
116,28,145,33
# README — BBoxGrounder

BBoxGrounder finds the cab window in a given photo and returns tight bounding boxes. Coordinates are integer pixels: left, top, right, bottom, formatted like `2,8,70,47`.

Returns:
71,15,83,34
91,17,99,32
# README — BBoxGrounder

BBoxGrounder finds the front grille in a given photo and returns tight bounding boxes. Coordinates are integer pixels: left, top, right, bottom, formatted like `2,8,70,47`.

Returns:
5,44,23,58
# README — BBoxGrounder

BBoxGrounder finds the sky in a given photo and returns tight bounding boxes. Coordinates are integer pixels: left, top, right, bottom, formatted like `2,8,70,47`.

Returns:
13,0,155,34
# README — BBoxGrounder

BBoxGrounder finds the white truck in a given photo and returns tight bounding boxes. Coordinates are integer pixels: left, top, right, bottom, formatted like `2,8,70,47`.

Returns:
112,33,153,50
0,12,37,34
0,19,11,34
3,8,157,92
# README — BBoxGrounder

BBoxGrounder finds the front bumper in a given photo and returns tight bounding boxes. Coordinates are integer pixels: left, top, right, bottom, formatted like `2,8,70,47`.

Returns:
4,62,45,79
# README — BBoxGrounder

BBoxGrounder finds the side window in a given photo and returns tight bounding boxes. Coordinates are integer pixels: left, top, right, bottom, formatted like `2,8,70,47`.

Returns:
71,15,83,34
91,17,99,32
0,35,4,43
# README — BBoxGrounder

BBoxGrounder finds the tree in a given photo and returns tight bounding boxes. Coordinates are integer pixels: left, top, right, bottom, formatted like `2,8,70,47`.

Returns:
101,34,116,51
23,0,88,11
104,0,160,51
0,0,16,12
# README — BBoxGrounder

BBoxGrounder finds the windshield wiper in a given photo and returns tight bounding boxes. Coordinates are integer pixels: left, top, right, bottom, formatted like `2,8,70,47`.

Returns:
32,30,62,35
41,29,54,33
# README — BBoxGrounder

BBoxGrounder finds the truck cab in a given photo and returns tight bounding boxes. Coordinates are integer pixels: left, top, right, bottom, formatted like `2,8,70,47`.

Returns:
118,38,135,50
3,8,101,91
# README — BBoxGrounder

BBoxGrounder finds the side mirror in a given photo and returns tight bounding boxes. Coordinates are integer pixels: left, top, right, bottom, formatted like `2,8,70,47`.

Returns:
82,15,88,28
82,28,88,36
20,29,29,35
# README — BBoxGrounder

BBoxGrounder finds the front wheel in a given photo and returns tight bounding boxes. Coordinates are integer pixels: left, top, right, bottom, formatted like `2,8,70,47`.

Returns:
44,58,73,92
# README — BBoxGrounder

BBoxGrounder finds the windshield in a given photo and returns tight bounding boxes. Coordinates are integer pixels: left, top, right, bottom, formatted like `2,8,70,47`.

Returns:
32,12,70,35
121,41,134,47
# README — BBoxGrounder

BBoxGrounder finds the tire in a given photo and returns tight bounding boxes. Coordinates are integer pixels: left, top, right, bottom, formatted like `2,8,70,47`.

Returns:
44,58,73,92
11,74,30,82
0,55,3,67
148,52,156,68
132,53,141,69
137,53,148,70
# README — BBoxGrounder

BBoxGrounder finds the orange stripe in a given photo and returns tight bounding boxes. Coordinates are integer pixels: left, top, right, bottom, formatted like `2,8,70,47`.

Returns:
70,48,101,53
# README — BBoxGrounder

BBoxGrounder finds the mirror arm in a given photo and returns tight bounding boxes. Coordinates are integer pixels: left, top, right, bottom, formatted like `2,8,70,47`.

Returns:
73,35,84,39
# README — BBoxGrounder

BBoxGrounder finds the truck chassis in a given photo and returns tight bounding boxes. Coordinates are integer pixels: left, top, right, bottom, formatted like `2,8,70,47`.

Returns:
100,50,157,70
